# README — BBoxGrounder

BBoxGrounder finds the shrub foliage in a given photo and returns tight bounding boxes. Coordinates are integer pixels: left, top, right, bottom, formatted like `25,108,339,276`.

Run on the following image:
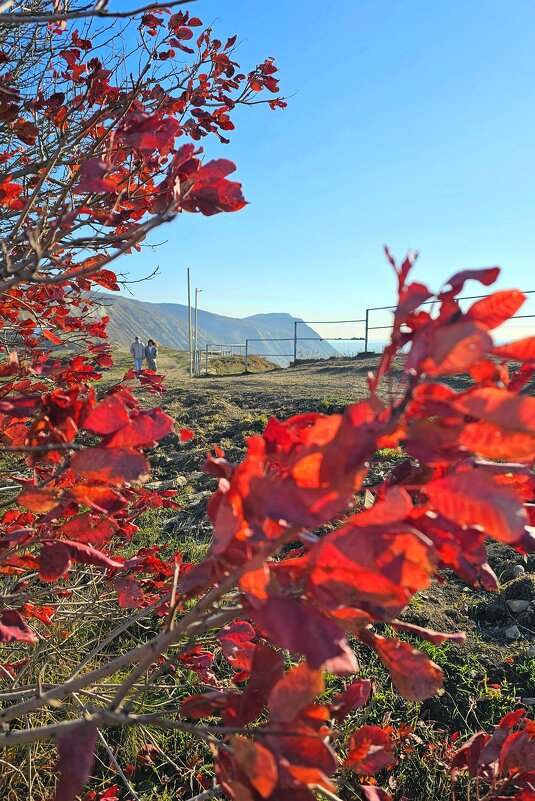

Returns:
0,4,534,801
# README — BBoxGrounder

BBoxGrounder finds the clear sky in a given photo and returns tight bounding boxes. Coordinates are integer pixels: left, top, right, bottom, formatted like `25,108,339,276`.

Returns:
118,0,535,333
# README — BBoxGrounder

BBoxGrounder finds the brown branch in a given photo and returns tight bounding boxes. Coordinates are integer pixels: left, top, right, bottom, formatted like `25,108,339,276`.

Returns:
0,207,175,294
0,707,324,748
0,1,195,25
0,529,298,726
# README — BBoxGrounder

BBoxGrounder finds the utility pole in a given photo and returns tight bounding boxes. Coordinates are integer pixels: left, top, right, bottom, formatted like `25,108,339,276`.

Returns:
187,268,192,377
194,287,202,376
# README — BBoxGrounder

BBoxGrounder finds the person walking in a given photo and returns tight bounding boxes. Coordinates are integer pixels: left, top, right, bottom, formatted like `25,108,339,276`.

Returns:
145,338,158,372
130,335,145,373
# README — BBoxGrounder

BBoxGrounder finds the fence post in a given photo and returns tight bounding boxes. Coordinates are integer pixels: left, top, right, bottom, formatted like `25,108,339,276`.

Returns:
205,344,209,376
293,321,298,364
364,309,369,353
244,339,249,374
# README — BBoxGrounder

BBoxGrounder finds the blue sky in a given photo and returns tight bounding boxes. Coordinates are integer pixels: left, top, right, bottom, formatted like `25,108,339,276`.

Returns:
118,0,535,333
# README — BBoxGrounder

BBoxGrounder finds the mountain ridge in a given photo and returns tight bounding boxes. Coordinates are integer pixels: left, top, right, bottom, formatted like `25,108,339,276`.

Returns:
96,294,338,363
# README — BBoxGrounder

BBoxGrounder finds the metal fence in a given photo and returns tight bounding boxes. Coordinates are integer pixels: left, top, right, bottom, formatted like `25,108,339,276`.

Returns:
363,289,535,351
202,343,245,375
293,319,366,362
199,288,535,377
244,338,294,373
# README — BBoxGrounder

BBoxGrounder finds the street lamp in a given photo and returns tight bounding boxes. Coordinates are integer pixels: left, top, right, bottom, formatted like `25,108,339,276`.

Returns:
194,288,202,374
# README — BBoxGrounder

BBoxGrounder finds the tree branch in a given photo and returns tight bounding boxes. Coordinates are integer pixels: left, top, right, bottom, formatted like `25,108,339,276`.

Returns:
0,1,195,25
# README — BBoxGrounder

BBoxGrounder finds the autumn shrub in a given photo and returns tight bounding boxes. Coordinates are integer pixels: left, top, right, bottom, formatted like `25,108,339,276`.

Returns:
1,4,535,801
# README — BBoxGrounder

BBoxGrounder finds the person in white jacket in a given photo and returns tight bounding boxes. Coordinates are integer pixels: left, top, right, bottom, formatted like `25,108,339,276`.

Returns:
130,336,145,373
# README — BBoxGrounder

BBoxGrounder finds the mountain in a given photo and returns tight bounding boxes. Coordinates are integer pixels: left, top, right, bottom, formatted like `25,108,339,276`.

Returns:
95,294,338,364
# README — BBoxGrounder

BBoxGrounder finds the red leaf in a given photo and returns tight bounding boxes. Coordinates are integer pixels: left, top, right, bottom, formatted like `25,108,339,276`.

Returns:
353,487,412,526
21,603,55,626
115,578,144,608
116,111,179,154
493,336,535,361
91,269,120,291
251,596,348,669
173,26,194,40
0,395,40,417
0,176,24,209
390,621,466,645
195,159,236,182
13,118,38,145
76,160,118,193
422,321,492,376
105,408,173,447
426,470,528,544
62,540,122,570
395,282,432,322
268,662,324,723
180,690,230,719
71,448,149,485
466,290,525,330
450,731,490,779
499,730,535,774
308,523,433,621
460,421,535,462
0,610,37,643
232,736,278,798
218,620,256,672
17,487,58,513
449,387,535,434
330,679,371,722
441,267,500,299
69,484,126,514
225,644,285,727
344,725,395,774
42,329,63,346
54,721,98,801
176,41,195,55
265,722,337,790
39,542,71,582
368,634,443,701
187,171,246,216
499,708,526,730
179,428,194,441
239,564,269,601
84,396,130,435
141,12,163,28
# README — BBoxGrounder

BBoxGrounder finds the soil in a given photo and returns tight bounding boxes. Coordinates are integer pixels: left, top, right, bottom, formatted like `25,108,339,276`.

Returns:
142,350,535,713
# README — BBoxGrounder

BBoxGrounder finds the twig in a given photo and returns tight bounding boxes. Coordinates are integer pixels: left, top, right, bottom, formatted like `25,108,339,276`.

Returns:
96,729,141,801
313,785,345,801
186,786,222,801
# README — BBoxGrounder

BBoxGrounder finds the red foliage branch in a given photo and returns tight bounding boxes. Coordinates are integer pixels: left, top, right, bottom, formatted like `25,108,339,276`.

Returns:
0,247,534,800
0,7,534,801
0,5,285,293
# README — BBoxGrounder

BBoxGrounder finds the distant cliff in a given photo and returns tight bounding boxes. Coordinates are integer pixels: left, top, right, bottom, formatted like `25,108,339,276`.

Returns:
96,295,338,363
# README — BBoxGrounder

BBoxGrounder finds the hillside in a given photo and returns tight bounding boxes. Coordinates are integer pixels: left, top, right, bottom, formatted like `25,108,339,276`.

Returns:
95,294,338,363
